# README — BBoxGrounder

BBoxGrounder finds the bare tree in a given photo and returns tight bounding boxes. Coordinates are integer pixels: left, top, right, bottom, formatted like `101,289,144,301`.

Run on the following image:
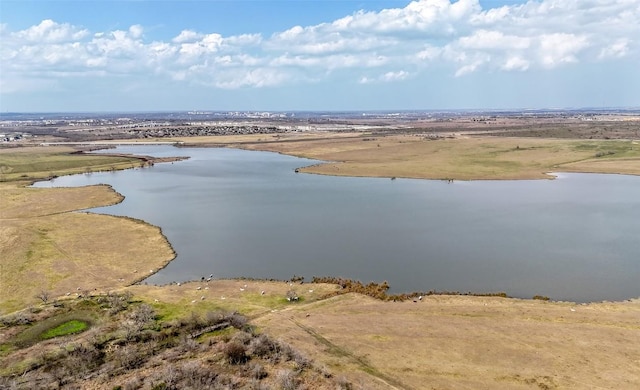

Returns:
37,290,51,303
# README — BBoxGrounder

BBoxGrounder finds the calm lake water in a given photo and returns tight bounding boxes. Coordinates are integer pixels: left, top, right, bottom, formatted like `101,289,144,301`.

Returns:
34,145,640,302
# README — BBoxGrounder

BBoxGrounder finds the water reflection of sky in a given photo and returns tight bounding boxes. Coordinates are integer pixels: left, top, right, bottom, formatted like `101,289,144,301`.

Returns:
34,145,640,302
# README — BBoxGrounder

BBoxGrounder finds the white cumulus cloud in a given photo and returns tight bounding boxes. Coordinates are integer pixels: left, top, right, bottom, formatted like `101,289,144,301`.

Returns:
1,0,639,95
538,33,589,68
172,30,202,43
12,19,89,43
458,30,530,50
598,38,630,59
360,70,411,84
502,56,530,71
382,70,410,82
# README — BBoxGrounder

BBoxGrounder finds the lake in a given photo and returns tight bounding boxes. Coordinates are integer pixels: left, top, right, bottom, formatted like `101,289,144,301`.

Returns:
33,145,640,302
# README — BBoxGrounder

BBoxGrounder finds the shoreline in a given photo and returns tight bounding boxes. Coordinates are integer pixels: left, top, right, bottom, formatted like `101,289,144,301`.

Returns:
24,135,640,181
173,135,640,180
6,142,639,307
50,146,640,303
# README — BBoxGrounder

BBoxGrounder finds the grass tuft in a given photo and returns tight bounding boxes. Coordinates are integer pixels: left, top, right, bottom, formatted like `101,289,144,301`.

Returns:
40,319,89,339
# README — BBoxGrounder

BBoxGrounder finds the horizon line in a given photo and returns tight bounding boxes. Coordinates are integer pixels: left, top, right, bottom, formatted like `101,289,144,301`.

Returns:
2,106,640,115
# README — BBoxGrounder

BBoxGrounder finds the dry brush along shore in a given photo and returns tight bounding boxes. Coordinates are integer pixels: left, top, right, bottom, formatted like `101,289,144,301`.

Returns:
0,293,350,390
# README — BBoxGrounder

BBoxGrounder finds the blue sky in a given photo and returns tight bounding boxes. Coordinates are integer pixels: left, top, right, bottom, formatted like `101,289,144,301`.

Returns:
1,0,639,112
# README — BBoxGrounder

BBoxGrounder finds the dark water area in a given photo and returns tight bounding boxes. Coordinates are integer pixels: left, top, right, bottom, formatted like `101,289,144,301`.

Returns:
33,145,640,302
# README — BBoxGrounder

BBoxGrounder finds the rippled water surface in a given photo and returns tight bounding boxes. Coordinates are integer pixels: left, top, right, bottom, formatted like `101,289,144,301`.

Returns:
33,145,640,302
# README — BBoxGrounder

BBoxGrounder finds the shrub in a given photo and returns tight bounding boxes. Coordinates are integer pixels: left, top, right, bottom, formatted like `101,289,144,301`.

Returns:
279,342,310,368
103,291,133,315
122,376,144,390
128,304,156,326
178,334,200,353
276,369,298,390
312,276,510,301
311,277,390,299
533,295,550,301
595,150,615,158
249,334,278,358
0,377,18,390
64,343,104,375
247,379,270,390
205,310,225,325
290,275,304,283
228,312,248,330
36,290,51,303
111,345,148,370
224,341,248,364
244,362,267,380
0,312,33,326
158,366,180,390
335,376,353,390
291,350,311,370
47,363,72,388
179,361,219,387
232,331,252,345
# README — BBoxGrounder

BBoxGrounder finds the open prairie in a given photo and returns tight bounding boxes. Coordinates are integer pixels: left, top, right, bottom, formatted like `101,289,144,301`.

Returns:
255,293,640,389
0,146,144,182
168,134,640,180
1,132,639,388
0,181,175,313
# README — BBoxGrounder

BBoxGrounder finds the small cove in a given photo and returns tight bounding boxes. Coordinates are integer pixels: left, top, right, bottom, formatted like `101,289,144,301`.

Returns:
33,145,640,302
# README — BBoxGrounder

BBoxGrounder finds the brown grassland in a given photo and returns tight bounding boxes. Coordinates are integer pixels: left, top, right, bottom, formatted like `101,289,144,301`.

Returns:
0,182,175,313
0,146,145,182
1,133,640,389
256,293,640,389
170,133,640,180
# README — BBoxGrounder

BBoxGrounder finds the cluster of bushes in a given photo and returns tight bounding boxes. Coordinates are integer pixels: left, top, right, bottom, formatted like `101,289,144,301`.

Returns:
289,275,305,284
0,293,350,389
311,276,509,301
594,150,616,157
312,277,390,300
0,311,35,326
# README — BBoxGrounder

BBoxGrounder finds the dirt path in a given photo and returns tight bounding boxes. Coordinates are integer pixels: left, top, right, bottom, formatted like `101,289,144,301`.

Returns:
255,293,640,389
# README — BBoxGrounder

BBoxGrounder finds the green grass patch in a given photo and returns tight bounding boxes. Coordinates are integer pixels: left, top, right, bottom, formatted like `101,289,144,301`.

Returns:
244,293,293,308
11,310,97,348
0,343,16,357
151,302,189,322
151,301,225,322
197,326,236,343
40,319,89,339
572,140,638,157
572,143,599,151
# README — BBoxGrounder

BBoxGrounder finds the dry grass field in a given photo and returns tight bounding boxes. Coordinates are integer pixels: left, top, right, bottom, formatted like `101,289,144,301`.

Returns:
256,293,640,389
0,181,175,314
166,134,640,180
3,280,639,389
0,145,143,182
128,279,341,320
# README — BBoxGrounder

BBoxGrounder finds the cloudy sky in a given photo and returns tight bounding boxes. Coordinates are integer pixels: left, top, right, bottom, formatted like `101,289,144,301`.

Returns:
1,0,639,112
